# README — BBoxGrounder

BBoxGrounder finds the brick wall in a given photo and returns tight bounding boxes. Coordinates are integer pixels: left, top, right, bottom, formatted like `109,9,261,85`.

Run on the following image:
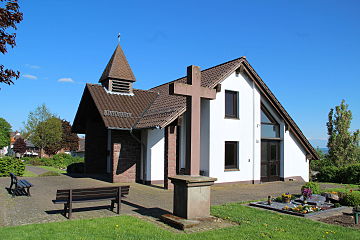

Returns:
84,117,107,174
164,124,177,189
111,130,141,183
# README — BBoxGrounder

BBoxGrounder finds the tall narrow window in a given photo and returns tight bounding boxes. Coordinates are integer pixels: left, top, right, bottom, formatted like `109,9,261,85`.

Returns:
261,106,280,139
225,141,239,170
225,90,238,118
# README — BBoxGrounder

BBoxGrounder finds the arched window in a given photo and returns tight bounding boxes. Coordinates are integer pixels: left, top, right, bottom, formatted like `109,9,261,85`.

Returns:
261,106,280,139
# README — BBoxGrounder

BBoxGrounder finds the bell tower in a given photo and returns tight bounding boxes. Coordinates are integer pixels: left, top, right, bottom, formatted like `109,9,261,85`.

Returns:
99,44,136,94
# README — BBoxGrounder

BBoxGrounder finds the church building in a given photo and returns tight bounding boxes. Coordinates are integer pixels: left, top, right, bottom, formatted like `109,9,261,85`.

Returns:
72,44,318,188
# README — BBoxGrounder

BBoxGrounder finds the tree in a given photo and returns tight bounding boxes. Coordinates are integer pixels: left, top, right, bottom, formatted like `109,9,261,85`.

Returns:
22,104,54,139
44,120,79,155
327,100,360,167
0,0,23,86
0,117,11,148
31,117,62,157
61,120,79,151
23,104,61,157
13,137,26,155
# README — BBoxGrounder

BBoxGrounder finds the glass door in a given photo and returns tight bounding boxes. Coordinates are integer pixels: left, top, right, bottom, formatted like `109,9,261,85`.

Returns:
261,140,280,182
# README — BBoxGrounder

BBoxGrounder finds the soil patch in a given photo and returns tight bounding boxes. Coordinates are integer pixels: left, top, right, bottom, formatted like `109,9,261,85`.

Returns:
319,213,360,229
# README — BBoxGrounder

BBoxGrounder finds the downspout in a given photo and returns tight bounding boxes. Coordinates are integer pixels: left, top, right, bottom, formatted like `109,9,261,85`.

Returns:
252,80,256,184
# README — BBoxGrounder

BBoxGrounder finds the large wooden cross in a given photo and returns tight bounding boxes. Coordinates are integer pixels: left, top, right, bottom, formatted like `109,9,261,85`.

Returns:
169,65,217,175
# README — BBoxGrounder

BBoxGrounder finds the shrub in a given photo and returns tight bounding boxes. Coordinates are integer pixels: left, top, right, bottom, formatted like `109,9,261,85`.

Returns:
317,164,360,184
341,164,360,184
67,162,85,174
340,191,360,206
302,182,320,194
317,166,340,183
0,157,25,176
22,153,84,169
38,171,60,177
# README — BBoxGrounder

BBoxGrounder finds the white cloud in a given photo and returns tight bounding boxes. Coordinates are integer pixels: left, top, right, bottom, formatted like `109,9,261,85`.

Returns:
25,64,41,69
58,78,74,83
23,74,38,80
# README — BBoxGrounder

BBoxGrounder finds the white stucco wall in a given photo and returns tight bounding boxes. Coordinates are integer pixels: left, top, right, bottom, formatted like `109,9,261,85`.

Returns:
143,128,165,181
284,131,309,181
207,71,261,183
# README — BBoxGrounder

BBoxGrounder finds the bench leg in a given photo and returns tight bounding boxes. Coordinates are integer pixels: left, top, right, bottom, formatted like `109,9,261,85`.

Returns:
68,203,72,219
63,204,68,217
117,196,121,214
26,187,31,197
355,213,359,224
110,200,115,212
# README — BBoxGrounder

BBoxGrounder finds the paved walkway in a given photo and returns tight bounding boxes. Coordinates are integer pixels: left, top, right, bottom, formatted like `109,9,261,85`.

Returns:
0,175,344,226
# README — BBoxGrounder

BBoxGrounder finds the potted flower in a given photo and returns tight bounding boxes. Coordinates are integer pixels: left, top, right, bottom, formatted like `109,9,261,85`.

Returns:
301,187,312,204
282,193,292,203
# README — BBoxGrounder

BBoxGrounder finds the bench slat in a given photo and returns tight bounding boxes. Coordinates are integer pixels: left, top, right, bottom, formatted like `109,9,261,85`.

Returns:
20,179,33,187
53,196,117,204
55,186,130,201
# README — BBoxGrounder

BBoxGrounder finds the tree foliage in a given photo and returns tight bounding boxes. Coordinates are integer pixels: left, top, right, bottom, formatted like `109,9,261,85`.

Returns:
61,120,79,151
13,137,26,154
43,120,78,155
31,117,62,157
327,100,360,167
23,104,54,138
0,117,11,148
23,104,62,157
0,0,23,86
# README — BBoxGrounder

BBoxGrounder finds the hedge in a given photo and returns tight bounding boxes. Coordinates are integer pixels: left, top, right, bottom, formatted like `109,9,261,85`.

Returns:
317,163,360,184
0,157,25,177
23,153,84,169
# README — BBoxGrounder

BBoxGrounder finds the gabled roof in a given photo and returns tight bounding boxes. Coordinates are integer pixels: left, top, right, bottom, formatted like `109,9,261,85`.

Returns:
72,84,158,132
99,44,136,82
73,56,318,160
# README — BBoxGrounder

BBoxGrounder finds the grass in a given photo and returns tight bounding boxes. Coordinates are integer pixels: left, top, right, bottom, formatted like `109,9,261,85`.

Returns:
0,203,359,240
36,166,66,174
320,183,360,194
22,170,37,177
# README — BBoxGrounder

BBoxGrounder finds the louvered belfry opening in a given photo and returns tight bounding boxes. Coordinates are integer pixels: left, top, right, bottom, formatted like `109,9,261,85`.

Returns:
110,79,133,93
99,44,136,94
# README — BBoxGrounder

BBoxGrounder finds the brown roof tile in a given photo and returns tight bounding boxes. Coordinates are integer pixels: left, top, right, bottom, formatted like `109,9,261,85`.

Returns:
99,44,136,82
87,84,158,129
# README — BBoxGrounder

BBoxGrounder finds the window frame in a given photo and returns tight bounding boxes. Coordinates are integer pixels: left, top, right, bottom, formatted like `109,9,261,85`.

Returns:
261,105,281,140
224,141,239,170
225,90,239,119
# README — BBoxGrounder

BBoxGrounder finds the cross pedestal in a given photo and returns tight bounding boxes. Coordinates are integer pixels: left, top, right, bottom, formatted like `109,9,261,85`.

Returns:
169,175,217,219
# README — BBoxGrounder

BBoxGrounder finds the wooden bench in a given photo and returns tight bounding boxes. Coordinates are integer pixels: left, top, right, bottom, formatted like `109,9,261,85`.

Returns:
52,186,130,219
9,173,33,197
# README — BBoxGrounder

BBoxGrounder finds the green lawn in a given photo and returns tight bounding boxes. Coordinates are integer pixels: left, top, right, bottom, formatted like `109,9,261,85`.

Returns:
22,170,37,177
35,166,66,174
0,203,358,240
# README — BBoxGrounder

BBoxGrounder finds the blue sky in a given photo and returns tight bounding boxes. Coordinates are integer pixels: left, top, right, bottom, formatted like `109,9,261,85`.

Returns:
1,0,359,147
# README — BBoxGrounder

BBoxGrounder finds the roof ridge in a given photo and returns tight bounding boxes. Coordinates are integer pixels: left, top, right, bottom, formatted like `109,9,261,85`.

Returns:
150,56,245,90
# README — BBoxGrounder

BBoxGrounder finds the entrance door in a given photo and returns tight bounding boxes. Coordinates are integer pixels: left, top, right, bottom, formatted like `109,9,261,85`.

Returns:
261,141,280,182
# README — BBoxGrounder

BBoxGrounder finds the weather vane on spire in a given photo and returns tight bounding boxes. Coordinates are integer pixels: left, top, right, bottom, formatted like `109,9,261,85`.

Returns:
118,33,121,43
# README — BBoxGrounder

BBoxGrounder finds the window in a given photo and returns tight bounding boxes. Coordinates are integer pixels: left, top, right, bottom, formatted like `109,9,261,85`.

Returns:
225,90,238,118
261,106,280,139
225,141,238,170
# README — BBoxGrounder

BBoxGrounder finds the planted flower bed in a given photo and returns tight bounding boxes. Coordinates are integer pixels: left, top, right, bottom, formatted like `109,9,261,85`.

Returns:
250,186,346,217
